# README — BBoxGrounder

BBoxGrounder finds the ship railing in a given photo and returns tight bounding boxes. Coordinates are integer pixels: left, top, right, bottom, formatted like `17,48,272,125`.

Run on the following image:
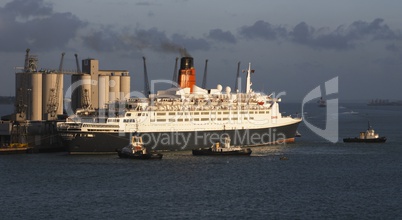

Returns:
57,122,82,131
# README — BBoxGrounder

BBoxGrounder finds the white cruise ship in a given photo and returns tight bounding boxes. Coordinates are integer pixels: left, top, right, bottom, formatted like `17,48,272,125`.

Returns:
57,57,302,154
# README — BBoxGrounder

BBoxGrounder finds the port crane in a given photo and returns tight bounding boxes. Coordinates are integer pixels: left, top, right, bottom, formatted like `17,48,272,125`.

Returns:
15,49,38,121
46,52,64,120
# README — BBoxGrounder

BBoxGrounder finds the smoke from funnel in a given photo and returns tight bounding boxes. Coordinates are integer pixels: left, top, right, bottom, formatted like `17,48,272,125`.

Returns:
179,48,191,57
160,42,191,57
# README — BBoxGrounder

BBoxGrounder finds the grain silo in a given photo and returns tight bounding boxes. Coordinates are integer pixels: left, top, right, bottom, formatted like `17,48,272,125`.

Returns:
81,74,92,109
109,75,120,102
120,74,130,100
31,72,42,120
42,72,63,118
98,75,110,109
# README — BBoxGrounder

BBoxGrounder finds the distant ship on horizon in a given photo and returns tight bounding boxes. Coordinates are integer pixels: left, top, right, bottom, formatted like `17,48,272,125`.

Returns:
318,97,326,107
367,99,402,106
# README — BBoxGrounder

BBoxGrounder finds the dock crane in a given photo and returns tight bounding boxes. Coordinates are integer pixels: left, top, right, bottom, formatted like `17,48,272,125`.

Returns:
46,52,64,120
74,53,82,74
15,49,30,120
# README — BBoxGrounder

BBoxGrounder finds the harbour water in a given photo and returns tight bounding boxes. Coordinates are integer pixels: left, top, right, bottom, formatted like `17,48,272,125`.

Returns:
1,103,401,219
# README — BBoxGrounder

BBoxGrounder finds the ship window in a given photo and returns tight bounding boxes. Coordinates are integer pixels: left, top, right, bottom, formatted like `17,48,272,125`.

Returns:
169,112,175,115
201,112,209,115
126,113,131,117
201,118,209,121
157,112,165,116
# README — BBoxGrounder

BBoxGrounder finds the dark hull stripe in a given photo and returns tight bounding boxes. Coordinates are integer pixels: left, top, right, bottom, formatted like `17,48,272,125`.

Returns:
65,122,301,153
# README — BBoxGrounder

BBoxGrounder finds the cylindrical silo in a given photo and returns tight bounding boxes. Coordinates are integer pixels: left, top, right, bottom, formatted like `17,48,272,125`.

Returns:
42,73,56,116
31,72,42,120
81,74,92,108
120,75,130,100
56,73,63,115
98,75,110,109
109,75,120,102
70,74,82,112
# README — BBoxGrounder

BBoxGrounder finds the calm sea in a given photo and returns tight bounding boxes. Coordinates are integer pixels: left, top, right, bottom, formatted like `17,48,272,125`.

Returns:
1,103,401,219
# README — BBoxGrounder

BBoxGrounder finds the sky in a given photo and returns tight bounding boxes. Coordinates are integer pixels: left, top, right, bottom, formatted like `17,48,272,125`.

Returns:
0,0,402,102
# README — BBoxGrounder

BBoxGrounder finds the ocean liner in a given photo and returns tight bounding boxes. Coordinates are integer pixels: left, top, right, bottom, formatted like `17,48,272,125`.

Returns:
57,57,302,154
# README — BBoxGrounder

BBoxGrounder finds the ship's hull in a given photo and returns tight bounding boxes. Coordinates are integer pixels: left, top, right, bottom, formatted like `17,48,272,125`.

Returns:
117,150,163,159
343,137,387,143
192,148,252,156
62,122,301,154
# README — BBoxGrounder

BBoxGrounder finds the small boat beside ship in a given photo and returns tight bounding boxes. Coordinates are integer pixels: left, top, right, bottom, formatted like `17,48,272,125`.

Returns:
343,122,386,143
116,136,163,160
192,136,252,156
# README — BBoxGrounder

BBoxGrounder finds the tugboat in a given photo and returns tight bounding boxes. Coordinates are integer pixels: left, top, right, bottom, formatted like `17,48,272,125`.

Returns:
192,136,252,156
343,122,386,143
116,136,163,159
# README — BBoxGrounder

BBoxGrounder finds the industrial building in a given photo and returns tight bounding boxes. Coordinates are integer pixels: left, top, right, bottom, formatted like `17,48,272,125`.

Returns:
0,49,131,152
70,58,130,112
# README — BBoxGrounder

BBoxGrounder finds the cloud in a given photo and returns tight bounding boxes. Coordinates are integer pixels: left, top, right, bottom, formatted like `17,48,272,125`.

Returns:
385,43,399,52
207,29,236,44
240,18,402,50
238,20,287,40
82,26,210,56
290,22,352,49
0,0,86,52
171,34,210,52
346,18,399,40
291,18,402,49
